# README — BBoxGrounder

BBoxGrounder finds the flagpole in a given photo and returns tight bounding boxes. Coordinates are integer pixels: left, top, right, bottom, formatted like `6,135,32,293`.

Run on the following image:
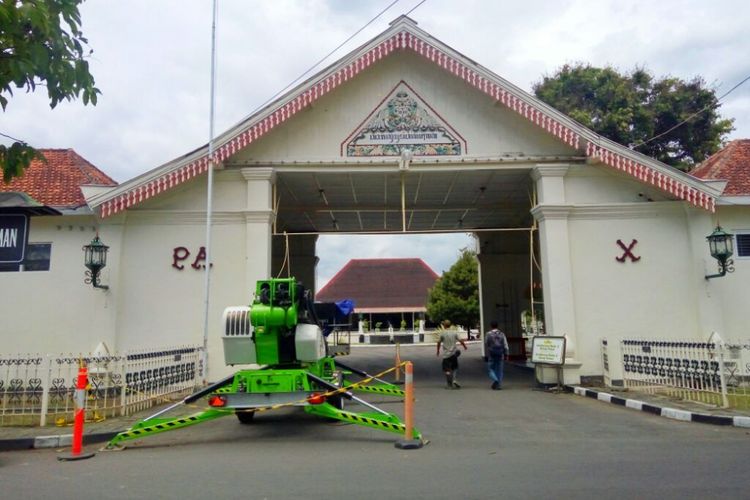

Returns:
202,0,218,384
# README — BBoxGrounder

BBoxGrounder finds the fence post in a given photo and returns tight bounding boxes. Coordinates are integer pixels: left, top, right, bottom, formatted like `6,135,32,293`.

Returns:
119,351,129,416
715,334,730,409
708,332,730,409
39,354,52,427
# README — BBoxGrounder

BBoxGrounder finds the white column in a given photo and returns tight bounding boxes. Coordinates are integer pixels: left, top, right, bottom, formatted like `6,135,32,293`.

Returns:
530,165,581,383
531,205,576,347
241,168,275,293
474,233,485,347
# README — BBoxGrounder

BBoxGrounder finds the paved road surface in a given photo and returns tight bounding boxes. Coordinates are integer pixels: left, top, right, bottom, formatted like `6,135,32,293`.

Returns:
1,344,748,499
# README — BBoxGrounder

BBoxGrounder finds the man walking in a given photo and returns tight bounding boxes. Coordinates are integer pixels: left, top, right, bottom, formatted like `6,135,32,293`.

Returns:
436,319,468,388
485,321,509,390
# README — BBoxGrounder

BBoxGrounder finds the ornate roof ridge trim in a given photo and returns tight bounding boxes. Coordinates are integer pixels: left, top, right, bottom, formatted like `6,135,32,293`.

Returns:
585,142,714,212
99,30,582,217
99,25,713,217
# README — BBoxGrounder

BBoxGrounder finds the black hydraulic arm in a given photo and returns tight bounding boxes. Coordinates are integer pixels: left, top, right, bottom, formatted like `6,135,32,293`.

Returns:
142,373,236,422
184,373,236,404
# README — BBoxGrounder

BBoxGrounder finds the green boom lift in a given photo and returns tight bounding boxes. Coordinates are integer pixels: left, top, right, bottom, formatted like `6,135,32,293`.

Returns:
106,277,417,448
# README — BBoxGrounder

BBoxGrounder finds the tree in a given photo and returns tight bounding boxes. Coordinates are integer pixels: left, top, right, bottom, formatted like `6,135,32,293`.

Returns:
533,63,734,171
426,248,479,330
0,0,100,182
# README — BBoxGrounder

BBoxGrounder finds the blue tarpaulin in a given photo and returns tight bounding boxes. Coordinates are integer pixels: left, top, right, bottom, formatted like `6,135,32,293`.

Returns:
335,299,355,317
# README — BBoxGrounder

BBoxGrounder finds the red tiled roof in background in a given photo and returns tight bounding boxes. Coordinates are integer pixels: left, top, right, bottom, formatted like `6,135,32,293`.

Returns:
0,149,117,208
691,139,750,196
316,258,440,312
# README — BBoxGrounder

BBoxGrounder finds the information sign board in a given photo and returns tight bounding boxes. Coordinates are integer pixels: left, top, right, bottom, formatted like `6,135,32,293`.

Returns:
0,214,28,263
531,336,566,365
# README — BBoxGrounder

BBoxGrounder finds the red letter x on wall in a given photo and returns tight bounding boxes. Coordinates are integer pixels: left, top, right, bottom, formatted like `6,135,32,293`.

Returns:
616,239,640,262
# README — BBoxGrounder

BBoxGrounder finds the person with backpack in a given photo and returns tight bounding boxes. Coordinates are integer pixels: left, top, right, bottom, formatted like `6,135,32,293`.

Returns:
436,319,468,389
485,321,509,390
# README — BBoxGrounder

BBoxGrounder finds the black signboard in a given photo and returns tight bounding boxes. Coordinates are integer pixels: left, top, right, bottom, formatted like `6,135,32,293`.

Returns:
0,214,28,263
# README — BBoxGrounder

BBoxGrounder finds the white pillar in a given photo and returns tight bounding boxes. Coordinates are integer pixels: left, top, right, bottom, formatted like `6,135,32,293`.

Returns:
241,167,275,300
530,165,581,383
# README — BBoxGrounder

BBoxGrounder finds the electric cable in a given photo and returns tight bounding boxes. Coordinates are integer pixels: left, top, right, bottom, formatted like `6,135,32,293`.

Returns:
632,73,750,150
244,0,402,119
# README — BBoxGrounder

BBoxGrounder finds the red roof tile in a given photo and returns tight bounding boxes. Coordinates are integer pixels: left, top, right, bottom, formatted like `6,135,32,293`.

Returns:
316,258,439,311
691,140,750,196
0,149,117,208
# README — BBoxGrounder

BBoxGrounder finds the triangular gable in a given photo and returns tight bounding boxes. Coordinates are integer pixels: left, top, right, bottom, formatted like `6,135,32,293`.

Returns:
91,16,720,217
342,81,466,157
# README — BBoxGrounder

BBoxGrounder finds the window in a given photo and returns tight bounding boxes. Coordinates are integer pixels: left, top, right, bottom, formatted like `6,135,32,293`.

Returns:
23,243,51,271
0,243,51,272
737,234,750,258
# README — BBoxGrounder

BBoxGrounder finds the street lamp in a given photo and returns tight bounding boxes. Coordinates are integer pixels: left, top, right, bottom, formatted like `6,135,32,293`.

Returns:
83,233,109,290
705,225,734,280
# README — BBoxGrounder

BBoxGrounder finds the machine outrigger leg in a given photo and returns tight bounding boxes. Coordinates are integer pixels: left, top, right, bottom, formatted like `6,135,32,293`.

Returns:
106,374,237,449
304,372,420,439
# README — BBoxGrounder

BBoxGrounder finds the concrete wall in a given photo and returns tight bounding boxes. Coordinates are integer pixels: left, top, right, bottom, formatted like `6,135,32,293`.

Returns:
706,205,750,341
1,214,116,354
533,162,747,379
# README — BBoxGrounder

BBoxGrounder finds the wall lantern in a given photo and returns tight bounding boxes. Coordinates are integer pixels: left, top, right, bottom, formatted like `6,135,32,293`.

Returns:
705,225,734,280
83,233,109,290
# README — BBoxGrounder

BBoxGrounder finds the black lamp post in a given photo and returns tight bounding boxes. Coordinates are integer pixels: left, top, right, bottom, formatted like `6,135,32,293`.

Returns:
83,234,109,290
705,225,734,280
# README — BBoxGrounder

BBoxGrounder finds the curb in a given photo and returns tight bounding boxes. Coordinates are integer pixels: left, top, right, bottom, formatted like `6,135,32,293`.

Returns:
0,431,121,452
565,385,750,429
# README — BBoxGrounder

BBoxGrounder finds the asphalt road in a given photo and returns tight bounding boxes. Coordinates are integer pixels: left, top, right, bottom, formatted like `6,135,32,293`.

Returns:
1,344,748,499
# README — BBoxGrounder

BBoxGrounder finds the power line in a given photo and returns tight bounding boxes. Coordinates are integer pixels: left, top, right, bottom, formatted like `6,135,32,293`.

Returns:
0,131,28,144
632,73,750,150
404,0,428,16
245,0,402,118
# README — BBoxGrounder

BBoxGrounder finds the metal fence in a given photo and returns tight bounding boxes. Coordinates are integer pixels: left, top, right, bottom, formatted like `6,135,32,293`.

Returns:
0,345,201,427
620,335,750,409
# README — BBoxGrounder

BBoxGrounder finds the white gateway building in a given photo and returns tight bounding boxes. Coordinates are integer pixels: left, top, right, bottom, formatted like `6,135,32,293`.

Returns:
2,17,748,385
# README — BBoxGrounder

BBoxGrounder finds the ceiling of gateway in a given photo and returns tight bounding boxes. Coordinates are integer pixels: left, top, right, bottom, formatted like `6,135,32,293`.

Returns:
273,167,536,234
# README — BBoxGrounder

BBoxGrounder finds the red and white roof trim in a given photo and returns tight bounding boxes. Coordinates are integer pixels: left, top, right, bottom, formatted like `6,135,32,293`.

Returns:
586,143,714,211
100,156,210,218
97,20,715,217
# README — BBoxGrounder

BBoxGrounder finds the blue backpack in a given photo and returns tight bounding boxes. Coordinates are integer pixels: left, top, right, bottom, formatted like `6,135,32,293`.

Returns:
488,330,506,358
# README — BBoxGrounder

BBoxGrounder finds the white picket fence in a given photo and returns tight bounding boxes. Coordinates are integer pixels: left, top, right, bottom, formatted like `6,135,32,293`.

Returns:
0,345,202,427
618,335,750,409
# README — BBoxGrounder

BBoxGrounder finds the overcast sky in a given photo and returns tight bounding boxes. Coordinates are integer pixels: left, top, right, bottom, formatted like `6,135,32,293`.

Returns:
2,0,749,289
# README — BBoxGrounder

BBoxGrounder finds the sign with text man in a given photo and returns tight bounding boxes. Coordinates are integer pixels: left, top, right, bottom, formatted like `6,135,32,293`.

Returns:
0,214,29,264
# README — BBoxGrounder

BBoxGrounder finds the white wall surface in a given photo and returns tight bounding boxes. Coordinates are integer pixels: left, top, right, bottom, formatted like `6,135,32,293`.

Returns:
1,214,117,354
709,205,750,341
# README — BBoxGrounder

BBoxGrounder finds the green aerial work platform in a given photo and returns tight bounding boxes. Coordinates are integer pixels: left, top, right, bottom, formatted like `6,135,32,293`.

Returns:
107,277,419,449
